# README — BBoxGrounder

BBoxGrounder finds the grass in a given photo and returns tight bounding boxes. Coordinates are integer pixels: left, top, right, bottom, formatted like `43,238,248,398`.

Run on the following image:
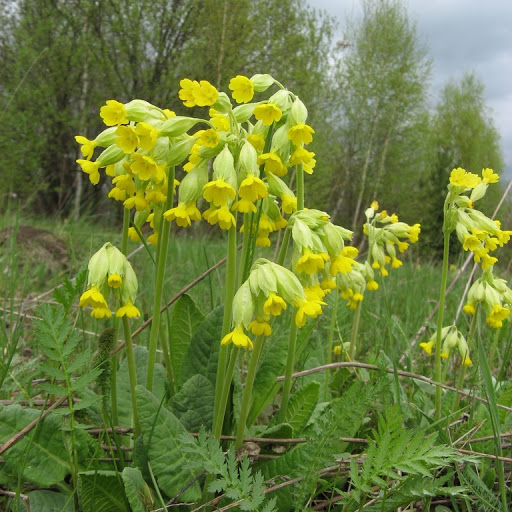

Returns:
1,212,511,511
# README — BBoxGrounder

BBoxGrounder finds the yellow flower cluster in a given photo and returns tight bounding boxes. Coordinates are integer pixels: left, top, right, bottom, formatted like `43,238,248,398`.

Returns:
447,168,511,270
463,268,512,329
364,201,419,277
420,326,472,366
76,75,322,246
79,243,140,319
221,258,329,349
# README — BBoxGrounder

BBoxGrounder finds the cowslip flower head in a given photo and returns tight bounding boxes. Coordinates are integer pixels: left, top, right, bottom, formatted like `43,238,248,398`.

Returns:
296,249,329,275
248,133,265,152
205,206,235,230
263,292,287,317
229,75,254,103
258,152,287,176
449,167,481,189
248,318,272,337
115,125,139,153
130,153,159,181
135,122,159,151
77,159,101,185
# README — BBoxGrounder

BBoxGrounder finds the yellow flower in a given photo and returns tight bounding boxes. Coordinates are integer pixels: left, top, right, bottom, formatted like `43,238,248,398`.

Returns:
390,214,398,223
116,301,141,318
281,194,297,214
263,293,287,316
115,125,139,153
482,168,499,183
123,191,149,211
257,152,287,176
248,318,272,336
91,307,112,319
256,231,271,247
366,279,379,291
135,122,159,151
397,241,409,253
205,206,236,230
391,258,402,269
462,234,480,252
449,167,481,188
370,200,379,210
79,286,109,309
248,133,265,151
296,249,329,274
112,174,136,195
288,124,315,146
200,129,220,148
164,203,192,227
130,153,159,181
347,292,364,310
100,99,128,126
229,75,254,103
330,252,355,276
196,80,219,106
486,304,510,328
108,187,127,201
76,159,101,185
419,340,435,355
295,297,323,327
238,174,268,202
232,198,257,213
179,78,200,107
203,179,236,206
289,147,315,166
254,103,282,125
75,135,97,159
408,224,421,243
108,273,122,288
147,231,159,246
221,326,253,349
463,302,476,315
128,227,140,242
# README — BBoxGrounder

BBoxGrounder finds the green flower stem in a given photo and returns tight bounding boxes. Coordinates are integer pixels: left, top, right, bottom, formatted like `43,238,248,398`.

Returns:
278,320,298,423
212,224,238,438
122,316,141,438
146,166,175,391
213,345,239,438
324,290,339,401
487,326,500,368
435,230,451,419
348,301,363,361
239,214,251,285
277,226,291,266
235,336,264,449
297,164,305,210
111,208,131,425
453,308,478,413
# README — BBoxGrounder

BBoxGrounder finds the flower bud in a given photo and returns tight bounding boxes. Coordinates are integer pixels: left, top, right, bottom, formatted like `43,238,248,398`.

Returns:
239,140,259,176
87,243,110,287
212,92,232,113
160,116,203,137
232,281,254,327
178,164,208,203
98,145,126,166
120,261,138,305
95,127,117,147
213,145,237,188
233,103,256,123
268,89,291,112
251,74,274,92
167,137,199,167
289,97,308,125
125,99,162,122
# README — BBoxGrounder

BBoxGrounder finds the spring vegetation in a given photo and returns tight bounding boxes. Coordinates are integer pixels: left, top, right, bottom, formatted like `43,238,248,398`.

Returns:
1,1,511,511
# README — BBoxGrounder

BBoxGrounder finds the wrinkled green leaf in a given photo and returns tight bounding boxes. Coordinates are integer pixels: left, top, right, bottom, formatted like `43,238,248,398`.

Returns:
169,294,205,385
78,470,128,512
136,386,201,501
283,381,320,435
122,467,154,512
171,374,214,431
179,305,223,387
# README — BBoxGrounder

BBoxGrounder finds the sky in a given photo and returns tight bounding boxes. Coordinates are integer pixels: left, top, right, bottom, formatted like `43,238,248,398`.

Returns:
308,0,512,176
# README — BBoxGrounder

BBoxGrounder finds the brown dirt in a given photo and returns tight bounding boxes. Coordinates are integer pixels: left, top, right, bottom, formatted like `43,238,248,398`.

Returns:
0,225,68,274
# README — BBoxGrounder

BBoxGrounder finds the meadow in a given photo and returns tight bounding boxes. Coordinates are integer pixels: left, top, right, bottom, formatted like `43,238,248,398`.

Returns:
1,76,512,512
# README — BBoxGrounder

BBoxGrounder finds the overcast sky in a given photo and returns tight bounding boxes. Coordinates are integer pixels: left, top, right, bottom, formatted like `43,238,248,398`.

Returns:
308,0,512,176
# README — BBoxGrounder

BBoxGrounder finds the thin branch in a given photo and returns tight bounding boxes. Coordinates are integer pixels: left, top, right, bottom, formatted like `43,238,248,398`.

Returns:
276,361,512,413
0,396,67,456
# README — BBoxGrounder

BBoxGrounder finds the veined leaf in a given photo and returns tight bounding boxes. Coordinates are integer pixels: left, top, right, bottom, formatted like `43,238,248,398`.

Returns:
169,294,205,386
283,381,320,435
122,467,154,512
171,374,214,431
78,470,128,512
136,386,201,501
179,305,223,388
